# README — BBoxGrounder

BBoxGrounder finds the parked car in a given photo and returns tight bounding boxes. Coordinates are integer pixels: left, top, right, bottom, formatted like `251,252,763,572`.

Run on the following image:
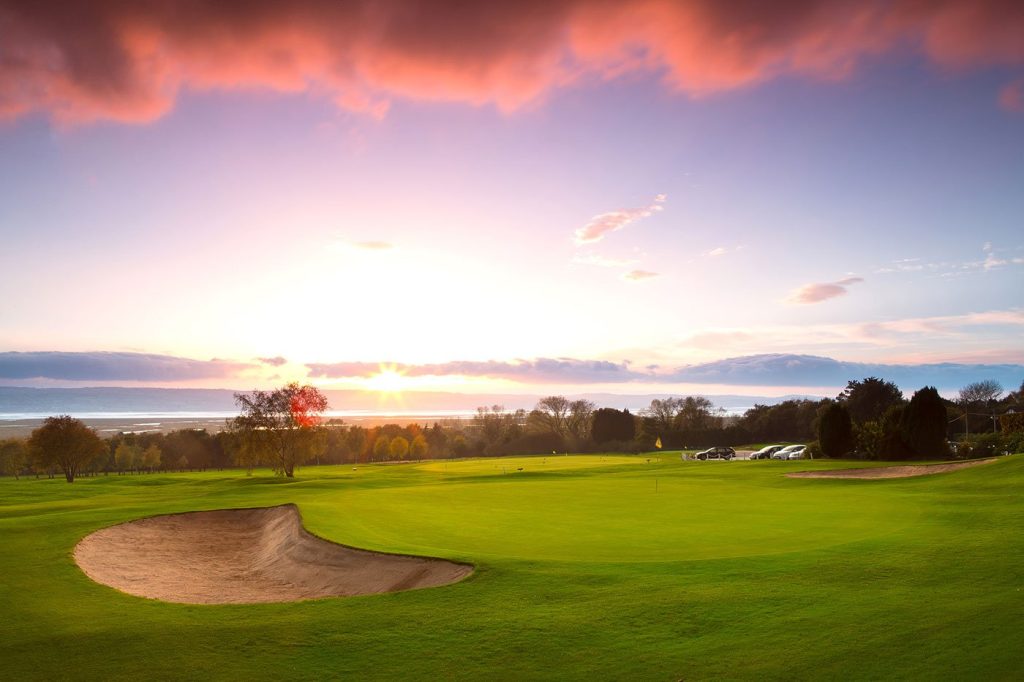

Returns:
786,445,808,459
695,446,736,461
774,444,806,458
749,445,784,460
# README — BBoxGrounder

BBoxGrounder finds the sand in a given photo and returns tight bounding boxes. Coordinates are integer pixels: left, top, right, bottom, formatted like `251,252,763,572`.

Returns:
786,458,997,480
73,504,472,604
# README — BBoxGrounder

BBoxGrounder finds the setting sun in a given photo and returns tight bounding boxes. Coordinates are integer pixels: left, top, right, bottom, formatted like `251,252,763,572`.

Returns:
366,366,407,394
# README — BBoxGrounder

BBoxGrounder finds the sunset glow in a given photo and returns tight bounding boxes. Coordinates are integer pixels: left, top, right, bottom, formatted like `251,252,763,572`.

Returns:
365,367,409,395
0,0,1021,397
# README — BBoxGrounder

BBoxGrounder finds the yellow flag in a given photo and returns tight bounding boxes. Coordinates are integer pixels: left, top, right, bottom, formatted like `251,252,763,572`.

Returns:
655,437,662,449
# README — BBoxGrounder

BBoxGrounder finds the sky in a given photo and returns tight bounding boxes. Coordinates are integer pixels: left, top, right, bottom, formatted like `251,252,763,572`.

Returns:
0,0,1022,398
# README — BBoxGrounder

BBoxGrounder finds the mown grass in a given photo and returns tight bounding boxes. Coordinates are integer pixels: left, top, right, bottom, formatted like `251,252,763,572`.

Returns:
1,454,1022,680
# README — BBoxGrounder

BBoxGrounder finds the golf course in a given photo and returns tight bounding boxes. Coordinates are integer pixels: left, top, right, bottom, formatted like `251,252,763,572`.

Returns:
1,454,1022,680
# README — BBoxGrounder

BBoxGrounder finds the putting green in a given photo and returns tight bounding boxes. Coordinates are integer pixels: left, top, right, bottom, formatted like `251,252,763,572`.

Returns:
299,466,914,562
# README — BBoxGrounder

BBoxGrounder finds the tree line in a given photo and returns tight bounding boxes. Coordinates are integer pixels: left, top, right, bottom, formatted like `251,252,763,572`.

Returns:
2,378,1021,481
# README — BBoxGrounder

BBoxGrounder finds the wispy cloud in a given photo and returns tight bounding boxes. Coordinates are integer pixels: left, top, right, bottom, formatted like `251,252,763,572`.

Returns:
876,245,1023,277
574,194,665,245
257,356,288,367
874,257,925,273
788,277,864,304
622,269,659,281
979,241,1024,270
704,244,745,258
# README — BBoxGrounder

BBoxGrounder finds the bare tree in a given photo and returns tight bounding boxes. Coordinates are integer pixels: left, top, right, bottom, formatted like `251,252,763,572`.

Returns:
473,405,523,449
677,396,719,430
566,399,596,441
958,380,1003,407
642,398,683,434
528,396,572,436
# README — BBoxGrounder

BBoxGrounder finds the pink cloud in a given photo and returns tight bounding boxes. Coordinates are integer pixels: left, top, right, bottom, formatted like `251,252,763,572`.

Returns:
3,1,1024,125
575,194,665,244
999,79,1024,112
788,276,864,304
622,269,659,281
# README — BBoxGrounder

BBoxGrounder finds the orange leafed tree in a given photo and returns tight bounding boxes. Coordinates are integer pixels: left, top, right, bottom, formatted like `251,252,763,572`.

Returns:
231,383,328,477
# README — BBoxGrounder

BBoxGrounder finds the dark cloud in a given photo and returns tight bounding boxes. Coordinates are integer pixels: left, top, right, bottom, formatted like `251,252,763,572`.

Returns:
2,1,1022,124
257,356,288,367
308,353,1024,391
667,353,1024,391
0,351,254,382
1,350,1018,391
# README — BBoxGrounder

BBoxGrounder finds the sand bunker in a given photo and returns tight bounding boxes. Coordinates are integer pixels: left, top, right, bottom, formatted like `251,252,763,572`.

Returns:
787,458,996,480
74,505,472,604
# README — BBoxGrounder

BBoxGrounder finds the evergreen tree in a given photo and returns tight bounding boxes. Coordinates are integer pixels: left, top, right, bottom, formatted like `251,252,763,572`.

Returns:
817,402,854,458
902,386,949,459
838,377,905,424
591,408,636,444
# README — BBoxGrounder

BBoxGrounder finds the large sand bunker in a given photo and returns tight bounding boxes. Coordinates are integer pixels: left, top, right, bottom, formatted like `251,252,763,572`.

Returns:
787,458,996,480
74,505,472,604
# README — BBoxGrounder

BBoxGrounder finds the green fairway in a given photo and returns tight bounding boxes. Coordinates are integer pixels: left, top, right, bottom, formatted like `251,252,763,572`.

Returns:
1,455,1022,680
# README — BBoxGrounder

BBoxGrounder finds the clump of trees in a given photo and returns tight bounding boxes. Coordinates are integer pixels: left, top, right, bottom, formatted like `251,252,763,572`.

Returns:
112,442,163,474
818,382,948,460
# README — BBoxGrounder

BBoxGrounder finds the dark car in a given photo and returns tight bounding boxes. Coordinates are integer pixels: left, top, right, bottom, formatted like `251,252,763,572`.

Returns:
695,446,735,461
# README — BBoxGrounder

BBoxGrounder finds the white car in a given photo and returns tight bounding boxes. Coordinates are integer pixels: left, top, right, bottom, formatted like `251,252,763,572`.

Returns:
785,445,808,460
749,445,784,460
772,445,807,460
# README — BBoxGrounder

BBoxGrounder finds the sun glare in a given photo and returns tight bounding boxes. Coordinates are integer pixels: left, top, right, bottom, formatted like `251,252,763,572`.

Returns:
366,366,407,394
